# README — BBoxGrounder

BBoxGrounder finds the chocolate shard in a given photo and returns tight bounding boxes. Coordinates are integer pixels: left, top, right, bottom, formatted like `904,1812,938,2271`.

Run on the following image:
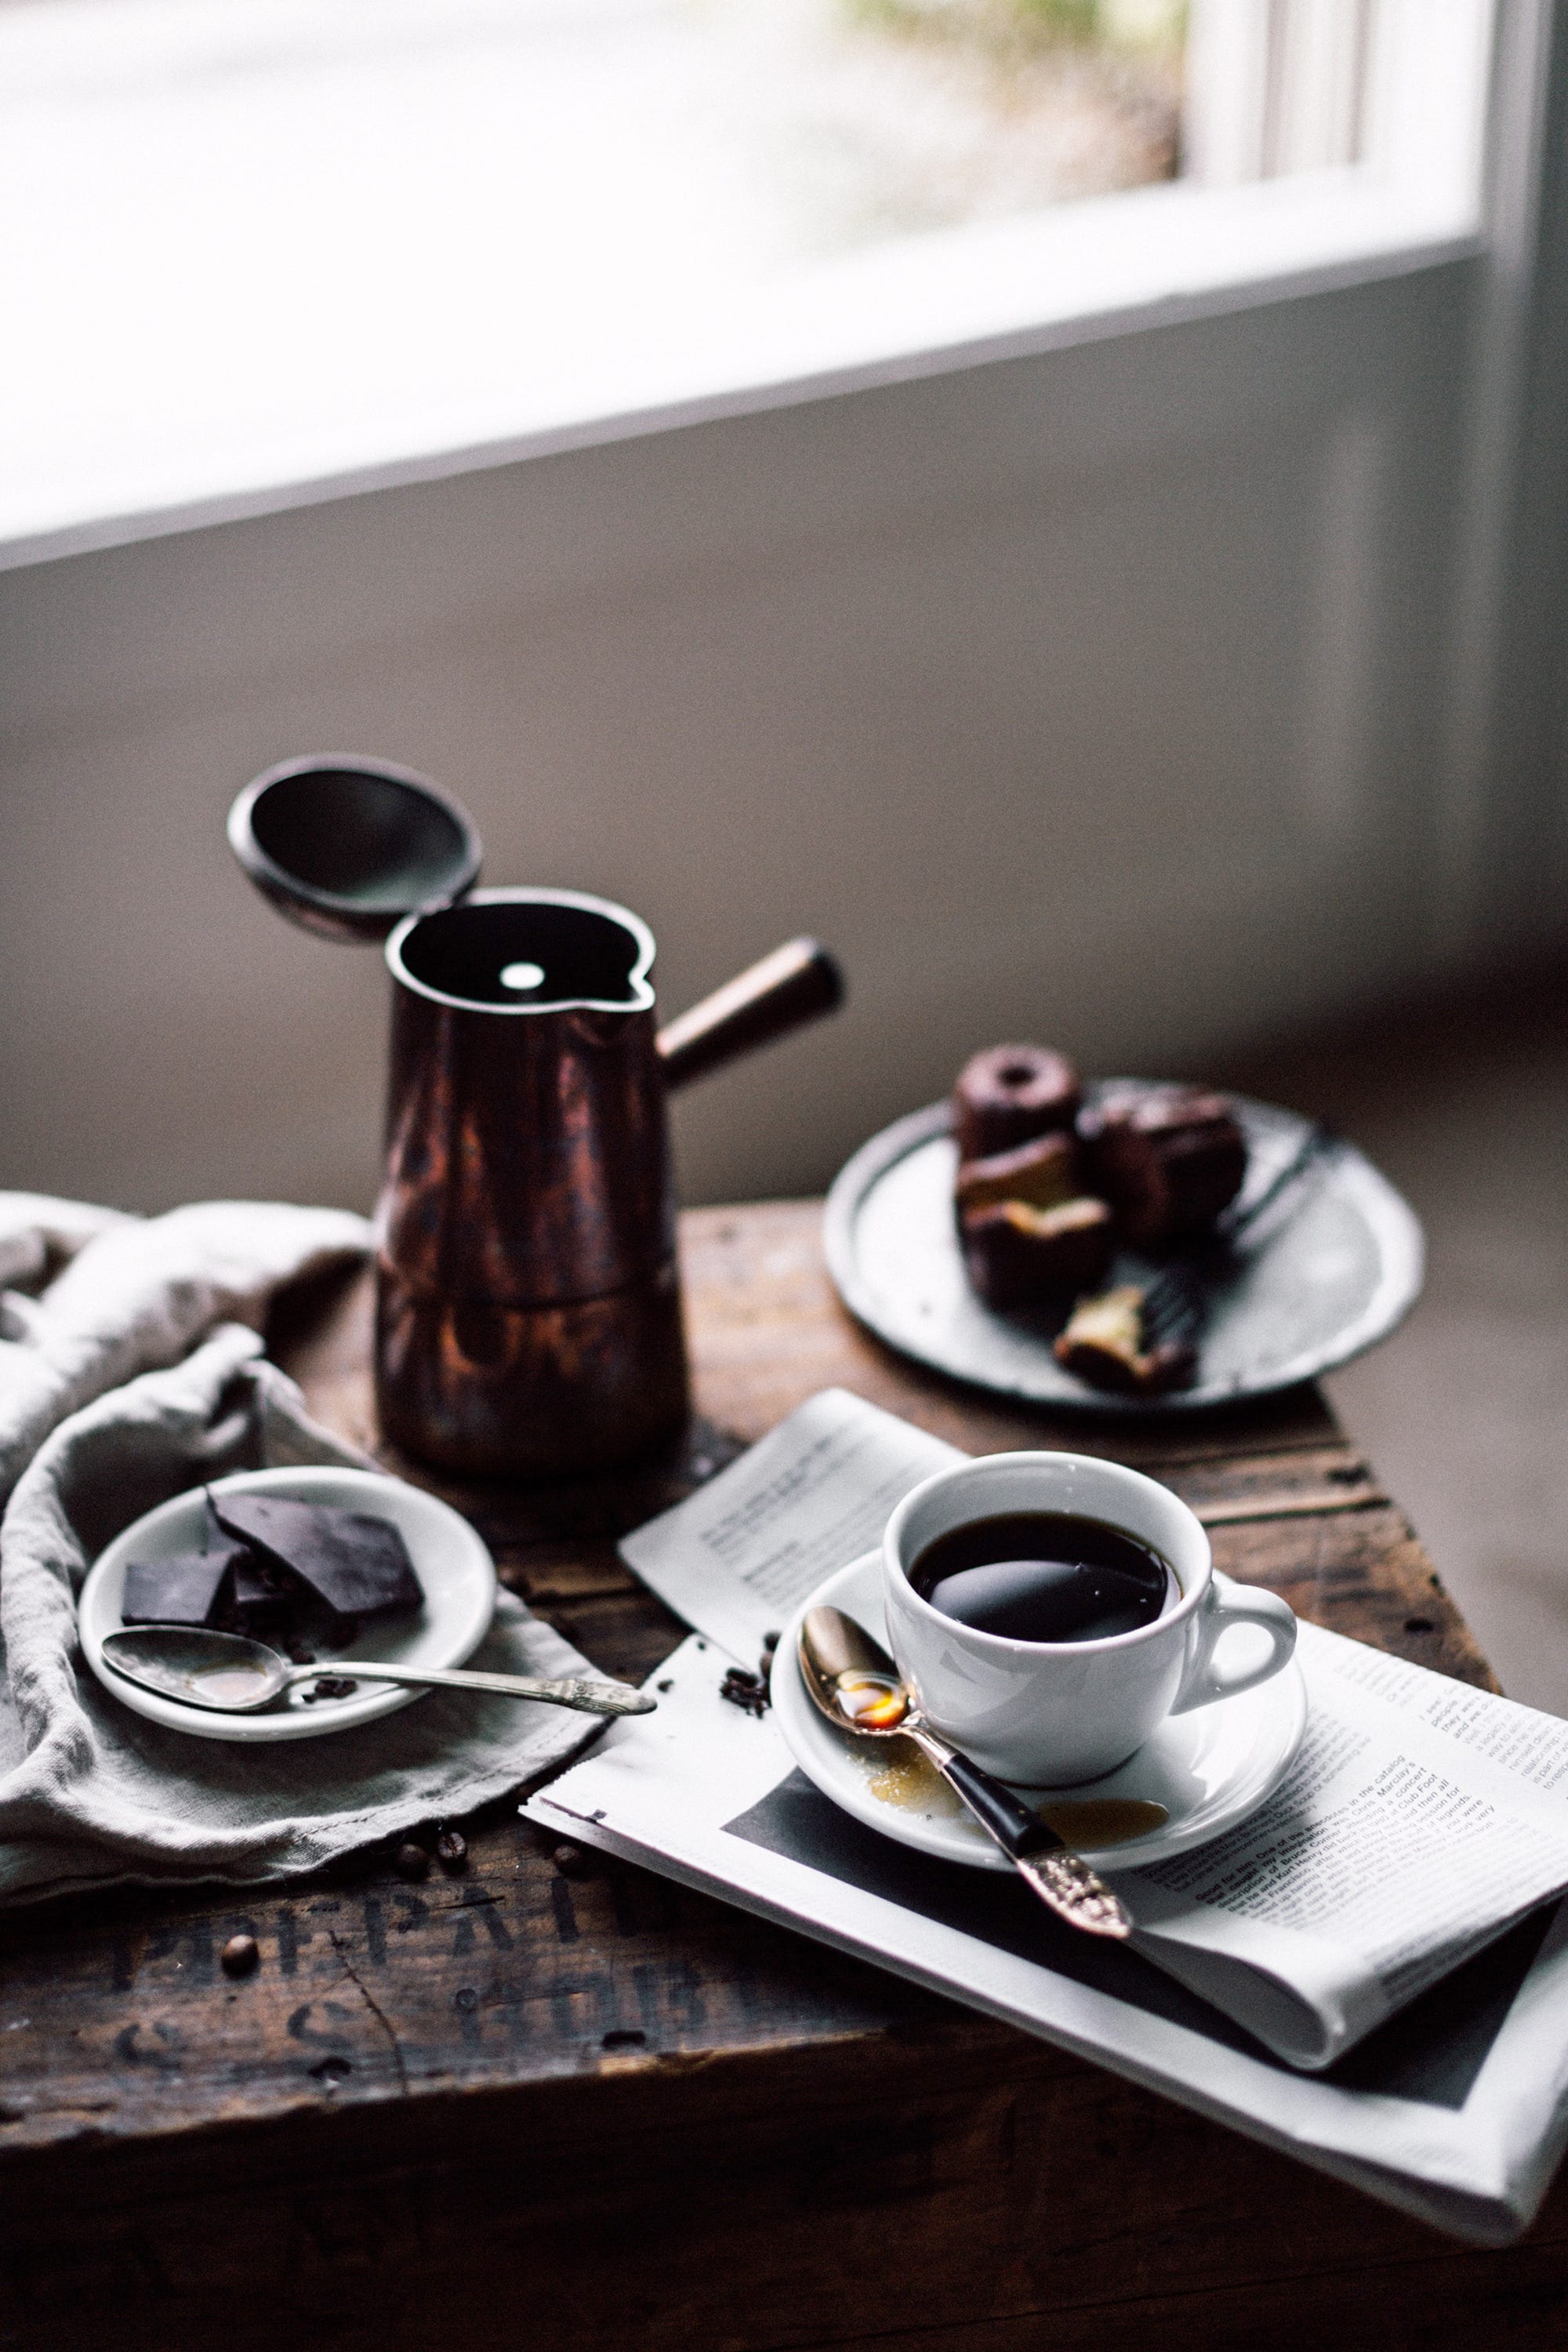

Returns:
122,1543,248,1628
207,1494,423,1623
225,1551,299,1632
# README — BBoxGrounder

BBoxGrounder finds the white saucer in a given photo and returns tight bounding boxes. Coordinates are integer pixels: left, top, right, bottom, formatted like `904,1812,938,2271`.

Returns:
772,1550,1307,1872
81,1466,496,1742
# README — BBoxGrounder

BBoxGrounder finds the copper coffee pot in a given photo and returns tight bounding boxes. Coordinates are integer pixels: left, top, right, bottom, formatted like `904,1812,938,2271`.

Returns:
229,755,842,1476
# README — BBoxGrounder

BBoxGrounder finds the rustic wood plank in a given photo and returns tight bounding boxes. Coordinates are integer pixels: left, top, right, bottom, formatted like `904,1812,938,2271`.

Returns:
2,2008,1567,2352
0,1198,1535,2350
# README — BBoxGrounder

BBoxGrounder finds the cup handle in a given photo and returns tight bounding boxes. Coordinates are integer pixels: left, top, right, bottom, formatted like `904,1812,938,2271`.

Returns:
1170,1575,1296,1715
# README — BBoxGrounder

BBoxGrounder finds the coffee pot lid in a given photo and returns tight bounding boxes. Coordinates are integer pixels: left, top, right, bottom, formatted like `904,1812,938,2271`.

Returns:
227,754,483,943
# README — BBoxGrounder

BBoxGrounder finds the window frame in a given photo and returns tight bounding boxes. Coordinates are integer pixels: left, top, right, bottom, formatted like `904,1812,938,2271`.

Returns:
0,0,1504,573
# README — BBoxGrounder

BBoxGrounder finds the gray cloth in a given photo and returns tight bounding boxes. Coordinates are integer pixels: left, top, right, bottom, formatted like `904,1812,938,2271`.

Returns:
0,1196,604,1905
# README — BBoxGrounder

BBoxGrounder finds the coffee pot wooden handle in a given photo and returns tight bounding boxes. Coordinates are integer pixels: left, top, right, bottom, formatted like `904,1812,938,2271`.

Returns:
657,938,844,1092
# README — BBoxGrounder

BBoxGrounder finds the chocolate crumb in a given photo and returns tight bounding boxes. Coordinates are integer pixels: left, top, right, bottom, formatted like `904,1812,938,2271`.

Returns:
220,1934,260,1979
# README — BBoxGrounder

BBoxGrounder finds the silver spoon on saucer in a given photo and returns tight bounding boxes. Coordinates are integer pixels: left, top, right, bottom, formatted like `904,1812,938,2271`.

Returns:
101,1625,655,1717
798,1605,1135,1938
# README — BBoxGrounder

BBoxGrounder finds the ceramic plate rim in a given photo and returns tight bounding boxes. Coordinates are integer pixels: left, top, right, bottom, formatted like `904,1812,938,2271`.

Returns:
81,1465,496,1742
771,1548,1308,1871
822,1089,1425,1413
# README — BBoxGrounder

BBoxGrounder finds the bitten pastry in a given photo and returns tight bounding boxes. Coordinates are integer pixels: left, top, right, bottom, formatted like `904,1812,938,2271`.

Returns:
1078,1086,1246,1249
953,1131,1080,1222
962,1196,1114,1312
1053,1285,1196,1394
952,1043,1081,1162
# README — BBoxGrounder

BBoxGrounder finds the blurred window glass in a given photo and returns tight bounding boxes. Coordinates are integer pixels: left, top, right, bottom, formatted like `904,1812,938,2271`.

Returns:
0,0,1493,555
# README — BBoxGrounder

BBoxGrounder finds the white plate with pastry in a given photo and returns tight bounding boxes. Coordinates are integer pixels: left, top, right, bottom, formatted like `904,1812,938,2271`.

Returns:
823,1084,1422,1414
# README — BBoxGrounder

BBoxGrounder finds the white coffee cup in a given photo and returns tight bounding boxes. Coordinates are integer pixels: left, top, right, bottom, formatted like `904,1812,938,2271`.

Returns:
882,1451,1296,1786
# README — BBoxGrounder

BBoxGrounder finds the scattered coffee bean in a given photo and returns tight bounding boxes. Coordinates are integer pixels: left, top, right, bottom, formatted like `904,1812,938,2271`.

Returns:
553,1842,592,1879
312,1674,358,1699
220,1933,260,1979
394,1842,431,1882
720,1664,769,1718
436,1828,468,1871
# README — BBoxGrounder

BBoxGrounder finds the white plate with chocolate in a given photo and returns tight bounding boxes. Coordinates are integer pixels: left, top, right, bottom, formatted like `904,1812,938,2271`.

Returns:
824,1055,1423,1414
81,1466,496,1741
772,1549,1308,1873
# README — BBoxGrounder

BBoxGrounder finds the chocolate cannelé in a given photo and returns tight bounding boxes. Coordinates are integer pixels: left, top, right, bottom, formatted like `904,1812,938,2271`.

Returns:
952,1044,1080,1163
1053,1285,1196,1394
953,1131,1080,1222
1078,1086,1246,1250
961,1196,1114,1312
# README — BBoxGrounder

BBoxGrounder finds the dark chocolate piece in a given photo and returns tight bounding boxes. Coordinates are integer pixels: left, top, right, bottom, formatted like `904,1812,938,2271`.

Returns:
121,1541,247,1628
208,1494,423,1623
225,1552,296,1634
1079,1087,1247,1249
952,1044,1081,1162
1053,1284,1196,1394
961,1196,1114,1311
953,1131,1080,1222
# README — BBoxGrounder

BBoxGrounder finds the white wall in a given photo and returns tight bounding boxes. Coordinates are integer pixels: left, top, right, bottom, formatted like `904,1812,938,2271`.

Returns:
2,252,1546,1220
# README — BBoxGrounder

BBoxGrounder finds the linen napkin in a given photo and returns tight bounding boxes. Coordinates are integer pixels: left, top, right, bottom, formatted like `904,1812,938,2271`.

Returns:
0,1194,607,1904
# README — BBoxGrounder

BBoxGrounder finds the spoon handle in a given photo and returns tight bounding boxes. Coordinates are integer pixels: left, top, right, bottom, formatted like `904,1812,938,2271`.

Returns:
903,1719,1131,1940
290,1662,655,1715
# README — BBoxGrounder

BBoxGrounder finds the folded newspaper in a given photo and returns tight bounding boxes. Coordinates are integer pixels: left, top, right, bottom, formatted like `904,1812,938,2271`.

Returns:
525,1388,1568,2242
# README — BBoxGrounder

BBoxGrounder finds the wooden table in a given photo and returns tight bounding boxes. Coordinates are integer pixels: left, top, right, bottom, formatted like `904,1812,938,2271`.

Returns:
2,1202,1566,2352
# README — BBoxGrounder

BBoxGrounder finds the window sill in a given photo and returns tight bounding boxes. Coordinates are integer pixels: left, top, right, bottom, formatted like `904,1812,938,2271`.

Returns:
1,167,1479,576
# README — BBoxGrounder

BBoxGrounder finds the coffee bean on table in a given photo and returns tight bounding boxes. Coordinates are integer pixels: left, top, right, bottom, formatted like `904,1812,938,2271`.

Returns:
553,1842,591,1879
221,1933,260,1978
436,1828,468,1871
393,1842,431,1882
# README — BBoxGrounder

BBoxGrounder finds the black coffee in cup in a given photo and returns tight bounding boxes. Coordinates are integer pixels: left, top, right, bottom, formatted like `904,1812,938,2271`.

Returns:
909,1512,1174,1644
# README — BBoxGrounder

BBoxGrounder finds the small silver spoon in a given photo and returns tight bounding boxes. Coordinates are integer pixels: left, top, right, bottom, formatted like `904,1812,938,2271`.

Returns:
798,1606,1132,1939
101,1625,655,1717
